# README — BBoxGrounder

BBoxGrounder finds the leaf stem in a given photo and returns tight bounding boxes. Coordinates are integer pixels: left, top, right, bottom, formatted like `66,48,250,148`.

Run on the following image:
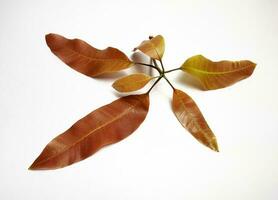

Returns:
147,76,163,94
135,62,162,74
152,59,158,67
135,62,156,69
163,75,175,90
137,58,176,93
152,59,163,73
164,67,181,74
159,59,165,72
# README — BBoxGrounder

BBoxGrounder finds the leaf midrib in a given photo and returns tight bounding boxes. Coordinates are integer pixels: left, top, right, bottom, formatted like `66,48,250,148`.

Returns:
117,76,152,87
175,92,211,141
57,47,131,63
36,99,142,166
184,65,252,75
149,41,161,60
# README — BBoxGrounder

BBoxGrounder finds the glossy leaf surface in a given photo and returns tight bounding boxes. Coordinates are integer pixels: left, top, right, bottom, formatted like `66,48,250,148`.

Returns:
112,73,153,92
46,33,133,77
181,55,256,90
29,94,149,170
172,89,218,152
134,35,165,60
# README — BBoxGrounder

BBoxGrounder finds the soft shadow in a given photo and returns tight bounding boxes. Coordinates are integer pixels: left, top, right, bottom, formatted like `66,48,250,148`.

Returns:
94,71,127,80
168,98,173,112
131,52,154,76
176,73,204,91
112,90,128,98
112,89,146,98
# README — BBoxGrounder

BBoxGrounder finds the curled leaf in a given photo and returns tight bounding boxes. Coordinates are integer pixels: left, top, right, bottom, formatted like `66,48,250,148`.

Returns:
112,73,153,92
134,35,165,60
172,89,219,152
29,94,149,170
46,33,133,77
181,55,256,90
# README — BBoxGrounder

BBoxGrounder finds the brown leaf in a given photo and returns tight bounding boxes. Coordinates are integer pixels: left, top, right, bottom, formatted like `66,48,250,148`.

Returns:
29,94,149,170
134,35,165,60
172,89,219,152
181,55,256,90
112,73,153,92
45,33,133,77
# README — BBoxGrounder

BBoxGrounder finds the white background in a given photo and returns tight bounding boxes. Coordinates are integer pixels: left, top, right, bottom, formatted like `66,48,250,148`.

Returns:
1,0,278,199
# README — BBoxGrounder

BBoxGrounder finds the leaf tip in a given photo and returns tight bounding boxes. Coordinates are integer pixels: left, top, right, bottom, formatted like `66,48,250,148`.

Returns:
111,82,118,91
28,155,49,170
45,33,60,48
45,33,54,42
251,61,257,69
245,60,257,77
28,162,37,170
209,137,219,152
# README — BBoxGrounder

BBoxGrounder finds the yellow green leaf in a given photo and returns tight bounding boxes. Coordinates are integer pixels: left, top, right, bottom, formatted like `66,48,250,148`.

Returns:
181,55,256,90
112,73,153,92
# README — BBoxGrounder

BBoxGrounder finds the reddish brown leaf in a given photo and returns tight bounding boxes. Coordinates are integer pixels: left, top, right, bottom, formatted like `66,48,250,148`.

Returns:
29,94,149,170
46,33,133,77
134,35,165,60
112,73,153,92
172,89,219,152
181,55,256,90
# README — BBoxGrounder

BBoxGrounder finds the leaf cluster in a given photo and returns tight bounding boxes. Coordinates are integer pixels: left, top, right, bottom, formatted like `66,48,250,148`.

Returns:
29,34,256,170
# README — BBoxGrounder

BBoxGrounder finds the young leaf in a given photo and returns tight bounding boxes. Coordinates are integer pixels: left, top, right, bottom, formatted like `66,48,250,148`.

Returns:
181,55,256,90
134,35,165,60
29,94,149,170
172,89,219,152
45,33,133,77
112,73,153,92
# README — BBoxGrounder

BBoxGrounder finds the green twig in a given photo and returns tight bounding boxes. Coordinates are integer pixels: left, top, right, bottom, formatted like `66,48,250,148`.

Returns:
152,59,163,73
159,59,165,73
164,67,181,74
147,76,163,94
135,62,162,74
163,75,175,90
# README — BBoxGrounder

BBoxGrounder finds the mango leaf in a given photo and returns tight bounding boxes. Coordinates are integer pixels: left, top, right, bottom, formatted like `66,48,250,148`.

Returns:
29,94,149,170
172,89,219,152
181,55,256,90
134,35,165,60
45,33,133,77
112,73,153,92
